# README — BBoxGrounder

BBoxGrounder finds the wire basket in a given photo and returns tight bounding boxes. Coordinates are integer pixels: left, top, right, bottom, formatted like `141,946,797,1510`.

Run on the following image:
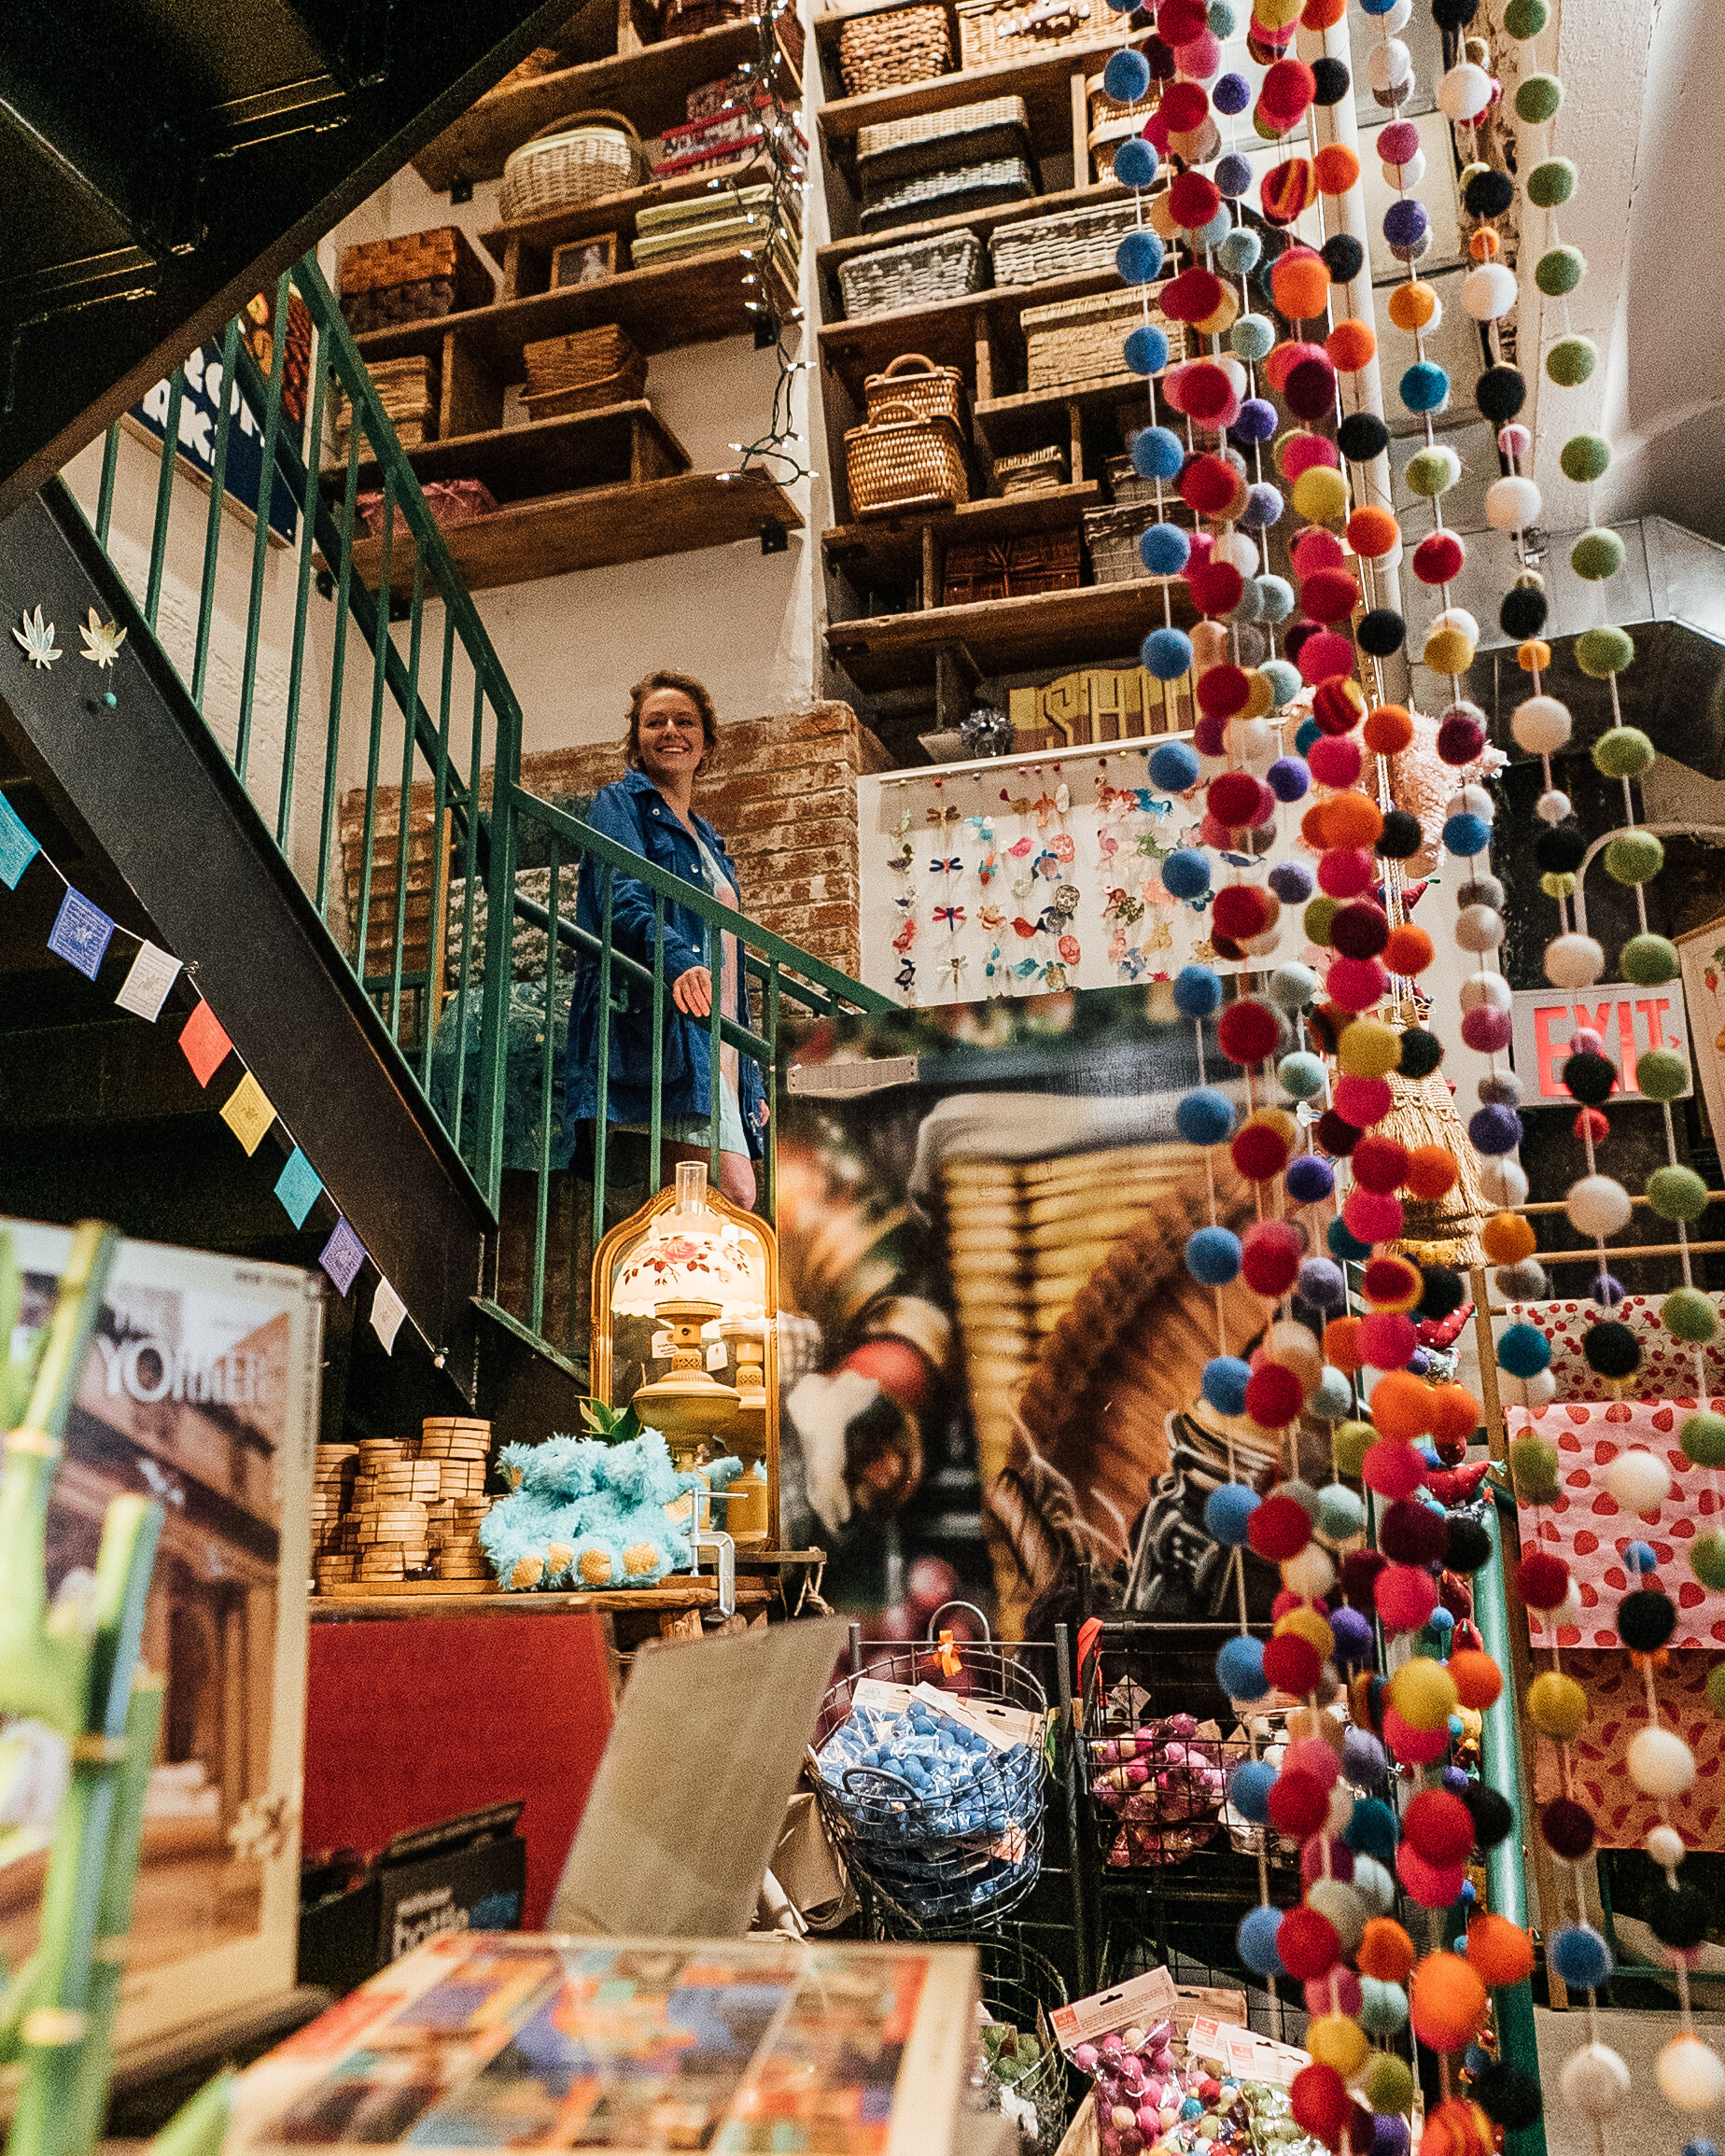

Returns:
813,1604,1049,1933
974,1932,1073,2153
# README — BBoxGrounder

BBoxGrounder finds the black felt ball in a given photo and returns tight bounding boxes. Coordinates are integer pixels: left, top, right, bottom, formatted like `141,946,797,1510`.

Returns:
1358,608,1407,656
1501,586,1549,639
1463,170,1515,218
1617,1588,1677,1653
1648,1881,1710,1951
1445,1517,1494,1575
1376,809,1424,860
1397,1028,1445,1079
1581,1320,1641,1378
1311,56,1351,105
1563,1051,1617,1105
1534,824,1588,873
1473,2065,1542,2131
1477,365,1527,422
1320,231,1365,284
1417,1266,1466,1321
1337,411,1388,464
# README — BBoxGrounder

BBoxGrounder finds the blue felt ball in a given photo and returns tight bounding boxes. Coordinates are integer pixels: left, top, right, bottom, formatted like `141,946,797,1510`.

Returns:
1125,322,1171,374
1186,1226,1243,1285
1345,1795,1400,1863
1230,312,1276,362
1207,1484,1262,1549
1114,136,1159,190
1443,811,1492,857
1173,963,1223,1017
1280,1050,1326,1100
1267,755,1311,803
1202,1354,1252,1416
1261,660,1302,712
1162,847,1212,898
1626,1540,1658,1574
1295,717,1323,757
1359,1979,1409,2035
1117,228,1167,286
1131,425,1185,482
1141,521,1192,576
1216,1631,1269,1698
1428,1606,1455,1634
1176,1085,1236,1145
1234,398,1279,445
1465,2044,1491,2078
1213,71,1253,117
1148,739,1199,791
1400,360,1452,414
1218,226,1262,274
1214,150,1253,200
1269,861,1313,903
1287,1155,1336,1204
1241,482,1283,530
1104,0,1138,15
1207,0,1236,31
1230,1758,1277,1824
1497,1323,1551,1378
1195,208,1232,252
1143,625,1195,680
1311,1366,1354,1421
1103,46,1152,103
1297,1255,1347,1309
1468,1103,1523,1155
1591,1271,1626,1306
1317,1478,1366,1536
1683,2141,1718,2156
1550,1925,1613,1991
1255,575,1295,623
1329,1215,1372,1261
1237,1904,1285,1978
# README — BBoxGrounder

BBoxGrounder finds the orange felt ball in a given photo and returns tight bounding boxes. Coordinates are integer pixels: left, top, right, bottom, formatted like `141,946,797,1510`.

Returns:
1325,1316,1365,1372
1302,0,1345,24
1323,793,1385,849
1387,281,1438,333
1422,2098,1495,2156
1314,146,1362,198
1518,638,1552,673
1371,1370,1437,1443
1448,1647,1504,1711
1325,316,1376,371
1358,1917,1417,1983
1348,507,1401,560
1409,1953,1488,2052
1364,702,1414,753
1401,1147,1457,1203
1481,1211,1536,1264
1469,228,1501,261
1384,923,1434,974
1300,802,1334,849
1272,255,1333,321
1466,1914,1535,1988
1429,1382,1481,1446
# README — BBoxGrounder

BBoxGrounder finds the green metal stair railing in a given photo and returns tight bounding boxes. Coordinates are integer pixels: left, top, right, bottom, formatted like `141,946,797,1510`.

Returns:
64,252,891,1358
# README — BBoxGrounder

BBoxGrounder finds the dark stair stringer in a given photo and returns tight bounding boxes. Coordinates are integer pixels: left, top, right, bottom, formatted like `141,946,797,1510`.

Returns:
0,476,493,1399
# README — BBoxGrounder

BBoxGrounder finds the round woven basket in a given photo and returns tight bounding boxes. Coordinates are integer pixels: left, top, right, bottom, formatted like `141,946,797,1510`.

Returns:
499,109,644,226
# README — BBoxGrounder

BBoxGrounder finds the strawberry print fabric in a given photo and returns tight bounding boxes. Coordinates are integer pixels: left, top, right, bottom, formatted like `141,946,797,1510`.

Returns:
1505,1296,1725,1404
1527,1650,1725,1850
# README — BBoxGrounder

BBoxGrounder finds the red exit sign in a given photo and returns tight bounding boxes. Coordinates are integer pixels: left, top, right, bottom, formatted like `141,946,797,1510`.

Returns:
1508,987,1692,1103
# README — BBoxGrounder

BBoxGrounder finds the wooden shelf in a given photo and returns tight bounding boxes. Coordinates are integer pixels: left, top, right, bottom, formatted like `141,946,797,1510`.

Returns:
817,263,1118,400
308,1575,771,1619
346,468,802,593
414,21,784,191
354,242,796,373
825,577,1195,687
823,479,1099,581
818,36,1126,162
321,401,693,502
974,374,1152,451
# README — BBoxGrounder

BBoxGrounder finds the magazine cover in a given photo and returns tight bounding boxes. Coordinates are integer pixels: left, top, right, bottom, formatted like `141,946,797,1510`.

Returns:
0,1218,320,2052
225,1932,976,2155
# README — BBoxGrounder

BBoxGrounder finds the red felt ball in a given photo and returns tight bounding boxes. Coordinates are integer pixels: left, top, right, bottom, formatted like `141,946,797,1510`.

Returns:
1176,360,1239,424
1190,560,1249,618
1340,1548,1388,1605
1158,78,1209,132
1300,567,1362,624
1326,955,1386,1012
1231,1125,1292,1182
1181,455,1240,517
1574,1106,1610,1144
1158,0,1208,42
1169,168,1223,229
1412,530,1466,586
1311,678,1365,735
1308,734,1364,790
1290,2065,1352,2153
1383,1704,1450,1764
1540,1796,1597,1861
1357,1309,1416,1368
1289,526,1345,574
1375,1561,1439,1631
1208,771,1264,830
1298,630,1357,685
1404,1789,1477,1869
1249,1492,1315,1561
1267,1768,1330,1839
1241,1218,1304,1296
1197,661,1254,718
1317,847,1375,899
1331,902,1390,960
1217,997,1282,1064
1263,1631,1325,1695
1161,266,1227,325
1438,712,1487,765
1279,1907,1342,1983
1380,1499,1449,1567
1262,55,1317,117
1360,1251,1420,1305
1245,1361,1306,1428
1341,1175,1402,1236
1212,884,1273,941
1332,1074,1392,1127
1516,1550,1570,1611
1363,1439,1427,1500
1398,1842,1470,1912
1460,1006,1514,1053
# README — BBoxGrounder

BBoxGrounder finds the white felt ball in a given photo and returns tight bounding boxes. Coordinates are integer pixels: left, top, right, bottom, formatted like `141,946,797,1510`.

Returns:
1241,928,1283,957
1501,1368,1558,1410
1645,1823,1686,1869
1566,1174,1632,1238
1627,1726,1696,1799
1479,1156,1530,1207
1461,972,1514,1014
1353,1855,1397,1913
1605,1447,1672,1514
1560,2044,1631,2121
1456,904,1507,953
1227,717,1272,761
1381,0,1413,24
1438,62,1494,121
1306,1878,1365,1952
1464,264,1520,321
1219,357,1249,399
1218,530,1260,574
1431,606,1481,643
1656,2037,1725,2114
1283,1546,1337,1600
1544,933,1605,987
1486,477,1542,531
1536,790,1574,823
1556,1578,1584,1624
1266,1319,1324,1390
1383,149,1427,188
1367,37,1412,89
1512,694,1572,754
1448,784,1495,820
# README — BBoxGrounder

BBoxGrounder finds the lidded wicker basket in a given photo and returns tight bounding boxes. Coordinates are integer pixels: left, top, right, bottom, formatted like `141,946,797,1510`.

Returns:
499,109,645,225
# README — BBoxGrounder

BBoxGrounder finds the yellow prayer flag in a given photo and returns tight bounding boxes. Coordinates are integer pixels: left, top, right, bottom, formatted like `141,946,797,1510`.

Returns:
220,1071,275,1156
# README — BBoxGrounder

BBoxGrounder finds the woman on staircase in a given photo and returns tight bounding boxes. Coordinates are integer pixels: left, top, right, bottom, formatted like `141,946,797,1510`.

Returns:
566,670,766,1210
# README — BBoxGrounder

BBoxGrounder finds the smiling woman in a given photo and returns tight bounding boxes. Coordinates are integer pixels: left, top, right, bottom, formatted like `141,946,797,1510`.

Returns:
564,671,767,1209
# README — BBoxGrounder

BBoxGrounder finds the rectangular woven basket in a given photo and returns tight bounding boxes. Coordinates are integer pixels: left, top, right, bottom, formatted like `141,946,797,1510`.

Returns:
991,441,1069,494
523,325,644,397
836,231,986,320
837,5,953,95
845,411,970,515
856,94,1031,183
990,196,1142,284
861,154,1035,233
1022,287,1180,393
958,0,1103,69
1084,501,1198,583
330,356,440,461
941,529,1081,604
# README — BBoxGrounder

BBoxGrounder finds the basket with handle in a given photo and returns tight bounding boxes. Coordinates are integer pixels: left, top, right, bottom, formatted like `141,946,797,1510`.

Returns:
845,403,970,515
862,351,969,430
499,109,646,226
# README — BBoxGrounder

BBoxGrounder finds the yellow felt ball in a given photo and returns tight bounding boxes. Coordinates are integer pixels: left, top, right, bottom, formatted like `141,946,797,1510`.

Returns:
1291,466,1350,525
1526,1670,1588,1741
1148,192,1181,243
1481,1211,1536,1264
1255,0,1304,23
1277,1605,1336,1659
1387,281,1439,333
1243,669,1276,719
1390,1658,1459,1732
1423,626,1476,675
1308,2015,1371,2077
1198,290,1241,339
1337,1019,1402,1078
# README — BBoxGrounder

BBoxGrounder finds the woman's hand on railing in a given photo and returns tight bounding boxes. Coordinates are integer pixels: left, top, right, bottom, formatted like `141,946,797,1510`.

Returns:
671,965,714,1016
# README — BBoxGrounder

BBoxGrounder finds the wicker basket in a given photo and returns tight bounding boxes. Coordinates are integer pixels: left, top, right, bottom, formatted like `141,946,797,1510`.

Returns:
523,366,648,416
857,94,1031,182
837,232,986,320
837,5,953,95
990,195,1143,284
1023,287,1180,393
523,325,644,398
659,0,756,32
942,529,1081,604
992,442,1068,495
861,154,1035,233
958,0,1102,68
863,352,969,430
846,405,970,514
499,111,645,226
338,227,493,334
330,356,439,463
1084,502,1171,585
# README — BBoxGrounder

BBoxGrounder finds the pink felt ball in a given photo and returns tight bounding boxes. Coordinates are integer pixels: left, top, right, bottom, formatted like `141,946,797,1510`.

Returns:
1271,1586,1308,1620
1318,847,1375,899
1281,432,1340,479
1384,1705,1452,1765
1412,531,1466,586
1375,1562,1440,1631
1284,1737,1342,1786
1363,1438,1427,1499
1199,814,1233,848
1333,1074,1392,1127
1396,1841,1468,1909
1379,119,1421,165
1300,1834,1355,1887
1308,735,1364,790
1437,711,1488,766
1357,1309,1416,1368
1571,1026,1604,1054
1290,528,1346,574
1306,1970,1364,2021
1328,956,1388,1012
1241,1218,1305,1296
1194,713,1228,756
1498,423,1532,458
1298,631,1358,685
1343,1187,1403,1244
1461,1006,1514,1052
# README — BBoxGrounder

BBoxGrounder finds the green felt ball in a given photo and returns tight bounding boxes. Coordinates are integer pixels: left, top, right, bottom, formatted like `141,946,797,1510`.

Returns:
1662,1287,1718,1343
1305,895,1339,945
1541,870,1578,900
1710,1662,1725,1719
1562,432,1612,483
1515,73,1564,123
1546,335,1596,386
1527,157,1578,208
1637,1049,1692,1102
1536,244,1586,296
1504,0,1549,34
1572,527,1626,582
1692,1535,1725,1592
1578,626,1636,680
1511,1435,1560,1504
1332,1420,1374,1476
1621,931,1680,985
1684,1411,1725,1468
1592,722,1653,775
1405,446,1460,497
1605,830,1664,884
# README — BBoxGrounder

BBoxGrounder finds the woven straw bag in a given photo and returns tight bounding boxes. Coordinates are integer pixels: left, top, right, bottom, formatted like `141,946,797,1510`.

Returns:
499,110,645,225
862,352,968,430
845,404,970,514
